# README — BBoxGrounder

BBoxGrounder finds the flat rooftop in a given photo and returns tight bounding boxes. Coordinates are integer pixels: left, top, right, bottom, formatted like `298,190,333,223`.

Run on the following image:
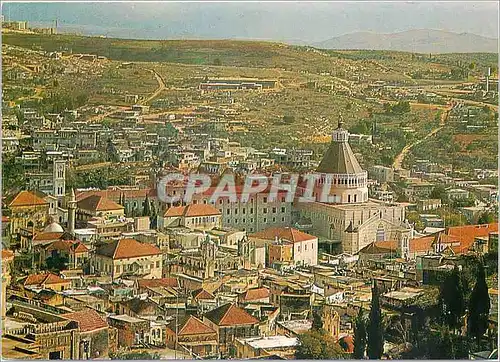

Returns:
241,336,299,349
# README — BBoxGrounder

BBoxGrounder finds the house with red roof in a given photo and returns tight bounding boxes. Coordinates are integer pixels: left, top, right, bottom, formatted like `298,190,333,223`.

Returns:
63,308,114,359
203,303,260,356
23,272,71,292
190,288,217,314
94,238,162,279
77,194,125,221
41,239,89,270
251,226,318,267
162,204,222,231
238,287,270,304
7,190,49,239
165,315,218,358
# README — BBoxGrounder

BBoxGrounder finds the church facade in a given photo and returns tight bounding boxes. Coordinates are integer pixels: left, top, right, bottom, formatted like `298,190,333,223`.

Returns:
296,116,411,256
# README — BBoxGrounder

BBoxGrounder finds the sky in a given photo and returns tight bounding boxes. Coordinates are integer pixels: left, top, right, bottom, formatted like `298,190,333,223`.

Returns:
2,2,499,43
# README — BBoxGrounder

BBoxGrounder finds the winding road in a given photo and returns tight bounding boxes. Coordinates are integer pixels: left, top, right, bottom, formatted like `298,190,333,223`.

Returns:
393,103,452,170
141,69,166,105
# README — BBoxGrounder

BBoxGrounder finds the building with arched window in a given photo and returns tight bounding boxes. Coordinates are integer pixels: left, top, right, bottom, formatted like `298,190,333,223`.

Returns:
296,115,411,255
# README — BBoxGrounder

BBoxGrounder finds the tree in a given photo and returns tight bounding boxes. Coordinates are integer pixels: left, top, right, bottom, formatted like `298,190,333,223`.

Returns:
478,212,496,225
367,284,384,359
142,194,151,217
439,265,465,332
467,261,490,348
430,185,448,204
45,254,69,272
295,330,345,359
106,138,119,163
353,307,367,359
312,308,324,331
110,351,160,360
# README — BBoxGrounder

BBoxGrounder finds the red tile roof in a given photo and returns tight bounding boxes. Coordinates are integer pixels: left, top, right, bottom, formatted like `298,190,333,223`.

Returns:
63,309,108,332
239,287,270,302
410,235,435,253
96,238,161,259
164,204,221,217
33,232,65,242
178,315,216,336
250,227,316,243
45,240,89,254
24,272,68,286
439,223,498,254
77,195,124,212
9,191,48,207
137,278,179,289
192,288,215,300
204,303,259,327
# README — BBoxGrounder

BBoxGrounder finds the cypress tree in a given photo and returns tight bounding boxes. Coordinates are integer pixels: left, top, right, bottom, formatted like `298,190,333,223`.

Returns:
467,262,490,348
439,265,465,332
353,307,367,359
367,283,384,359
143,194,151,217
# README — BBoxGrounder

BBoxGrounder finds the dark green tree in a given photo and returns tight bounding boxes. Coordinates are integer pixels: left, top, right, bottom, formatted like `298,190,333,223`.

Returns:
105,138,119,163
430,185,449,204
312,308,324,331
367,284,384,359
478,212,496,225
439,265,465,332
467,261,490,348
45,254,69,272
353,307,367,359
142,194,151,217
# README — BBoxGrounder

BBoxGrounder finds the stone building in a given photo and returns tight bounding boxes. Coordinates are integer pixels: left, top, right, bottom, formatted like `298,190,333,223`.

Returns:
203,303,260,357
93,238,162,279
296,116,411,254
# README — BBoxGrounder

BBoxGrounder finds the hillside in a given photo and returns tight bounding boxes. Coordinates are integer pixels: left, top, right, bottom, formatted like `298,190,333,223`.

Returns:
314,29,498,53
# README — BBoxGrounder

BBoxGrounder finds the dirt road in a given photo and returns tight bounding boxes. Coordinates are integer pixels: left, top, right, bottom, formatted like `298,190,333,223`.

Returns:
393,104,451,170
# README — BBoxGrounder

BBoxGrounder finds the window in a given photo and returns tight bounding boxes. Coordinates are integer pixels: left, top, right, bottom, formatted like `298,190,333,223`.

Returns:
263,218,267,223
281,197,286,202
376,223,385,242
235,209,238,215
219,200,223,205
227,209,230,215
272,207,277,213
242,208,246,214
281,207,286,213
156,261,160,268
263,197,267,203
272,217,276,222
263,208,268,214
250,208,254,214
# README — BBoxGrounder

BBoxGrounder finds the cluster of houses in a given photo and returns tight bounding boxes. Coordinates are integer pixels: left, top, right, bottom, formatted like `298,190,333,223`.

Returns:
2,114,498,359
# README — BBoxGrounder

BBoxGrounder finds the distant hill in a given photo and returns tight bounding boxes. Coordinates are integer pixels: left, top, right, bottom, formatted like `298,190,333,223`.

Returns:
314,29,498,53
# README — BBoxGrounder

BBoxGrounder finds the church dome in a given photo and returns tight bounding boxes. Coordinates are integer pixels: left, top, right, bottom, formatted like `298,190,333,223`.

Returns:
44,222,64,233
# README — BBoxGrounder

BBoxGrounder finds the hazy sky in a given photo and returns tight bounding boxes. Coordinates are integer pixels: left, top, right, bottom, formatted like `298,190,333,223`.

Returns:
2,2,499,42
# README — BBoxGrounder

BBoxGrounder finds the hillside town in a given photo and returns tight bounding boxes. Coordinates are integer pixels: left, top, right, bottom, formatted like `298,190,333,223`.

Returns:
1,6,499,361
